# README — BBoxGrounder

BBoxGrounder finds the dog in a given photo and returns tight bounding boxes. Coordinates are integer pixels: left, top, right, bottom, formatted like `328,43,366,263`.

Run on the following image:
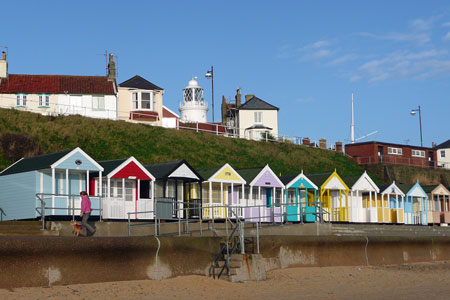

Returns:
70,221,83,237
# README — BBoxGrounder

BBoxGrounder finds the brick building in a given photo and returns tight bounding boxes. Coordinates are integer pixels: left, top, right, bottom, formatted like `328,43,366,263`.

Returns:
345,141,437,168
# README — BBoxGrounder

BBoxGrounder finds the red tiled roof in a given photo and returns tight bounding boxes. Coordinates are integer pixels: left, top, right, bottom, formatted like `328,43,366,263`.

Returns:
0,74,116,95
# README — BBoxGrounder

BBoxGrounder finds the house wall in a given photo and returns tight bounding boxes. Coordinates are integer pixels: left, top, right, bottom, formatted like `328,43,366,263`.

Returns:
346,143,437,168
238,109,278,139
0,171,38,220
117,87,163,125
437,148,450,169
57,94,117,120
0,93,59,115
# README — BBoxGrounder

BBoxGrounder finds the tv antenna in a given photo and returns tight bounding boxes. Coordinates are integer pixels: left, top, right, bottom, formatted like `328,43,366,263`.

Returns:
351,92,378,143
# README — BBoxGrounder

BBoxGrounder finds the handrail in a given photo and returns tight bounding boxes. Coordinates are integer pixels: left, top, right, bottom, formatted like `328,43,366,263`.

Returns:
0,207,6,221
209,224,240,279
35,193,103,231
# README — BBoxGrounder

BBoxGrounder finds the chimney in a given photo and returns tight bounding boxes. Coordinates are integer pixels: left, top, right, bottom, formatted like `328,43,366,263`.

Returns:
302,137,310,146
107,53,116,81
0,51,7,79
221,96,227,125
335,141,343,153
235,88,241,107
245,94,254,103
319,139,327,149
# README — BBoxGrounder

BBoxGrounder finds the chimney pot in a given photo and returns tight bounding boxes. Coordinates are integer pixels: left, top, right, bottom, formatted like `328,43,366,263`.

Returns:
1,52,5,60
335,141,343,153
107,53,116,81
245,94,255,103
319,139,327,149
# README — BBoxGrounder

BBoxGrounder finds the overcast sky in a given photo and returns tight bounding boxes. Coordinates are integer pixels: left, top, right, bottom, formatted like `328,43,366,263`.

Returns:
3,0,450,147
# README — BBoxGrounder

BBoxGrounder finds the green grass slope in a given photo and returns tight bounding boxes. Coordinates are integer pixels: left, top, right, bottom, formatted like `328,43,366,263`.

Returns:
0,108,364,177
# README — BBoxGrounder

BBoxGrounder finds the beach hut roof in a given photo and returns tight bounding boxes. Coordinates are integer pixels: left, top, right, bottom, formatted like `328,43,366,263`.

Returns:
144,159,203,181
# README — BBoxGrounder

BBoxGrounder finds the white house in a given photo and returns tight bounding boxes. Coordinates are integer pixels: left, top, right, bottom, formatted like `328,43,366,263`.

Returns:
0,52,118,120
222,89,279,140
436,139,450,169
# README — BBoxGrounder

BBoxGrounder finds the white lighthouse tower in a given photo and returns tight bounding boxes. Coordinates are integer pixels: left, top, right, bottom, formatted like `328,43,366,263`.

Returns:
179,77,209,123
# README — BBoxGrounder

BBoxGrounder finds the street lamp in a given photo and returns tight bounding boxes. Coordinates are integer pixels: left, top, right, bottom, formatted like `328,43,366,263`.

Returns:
410,106,423,147
205,66,214,123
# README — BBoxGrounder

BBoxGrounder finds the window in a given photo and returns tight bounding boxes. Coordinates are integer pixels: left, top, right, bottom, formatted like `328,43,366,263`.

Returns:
441,150,446,158
132,93,138,109
141,92,151,109
254,112,262,124
387,147,402,155
152,95,157,112
39,94,50,107
16,94,27,106
125,181,134,201
411,150,425,158
92,96,105,110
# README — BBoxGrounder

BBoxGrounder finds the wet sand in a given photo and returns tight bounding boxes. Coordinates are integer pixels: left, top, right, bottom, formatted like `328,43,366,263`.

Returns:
1,262,450,300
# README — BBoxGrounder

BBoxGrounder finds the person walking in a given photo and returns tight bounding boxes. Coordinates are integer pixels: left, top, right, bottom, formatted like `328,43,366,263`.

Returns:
80,191,96,236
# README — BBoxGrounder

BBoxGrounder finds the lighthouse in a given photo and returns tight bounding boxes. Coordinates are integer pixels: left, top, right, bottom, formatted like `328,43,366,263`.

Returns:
179,77,209,123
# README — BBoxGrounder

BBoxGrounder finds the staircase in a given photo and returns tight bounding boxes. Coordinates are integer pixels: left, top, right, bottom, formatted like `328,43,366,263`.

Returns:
0,221,59,236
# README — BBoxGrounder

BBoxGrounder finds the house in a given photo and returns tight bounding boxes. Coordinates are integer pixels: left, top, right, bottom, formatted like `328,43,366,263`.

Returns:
0,148,103,221
435,139,450,169
222,89,279,140
342,171,379,223
0,52,118,120
280,171,319,222
90,157,156,220
378,181,405,223
193,163,246,219
345,141,437,168
422,184,450,224
398,182,428,225
162,105,180,128
144,160,203,219
308,170,349,222
236,165,284,223
118,75,164,125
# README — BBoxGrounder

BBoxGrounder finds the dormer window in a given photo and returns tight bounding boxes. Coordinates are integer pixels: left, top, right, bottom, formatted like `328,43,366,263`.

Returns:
38,94,50,107
16,94,27,107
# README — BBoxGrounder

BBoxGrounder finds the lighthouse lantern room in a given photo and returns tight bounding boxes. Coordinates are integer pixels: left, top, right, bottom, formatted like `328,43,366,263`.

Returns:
179,77,209,123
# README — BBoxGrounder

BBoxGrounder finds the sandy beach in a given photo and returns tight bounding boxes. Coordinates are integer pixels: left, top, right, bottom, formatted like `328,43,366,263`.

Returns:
1,262,450,300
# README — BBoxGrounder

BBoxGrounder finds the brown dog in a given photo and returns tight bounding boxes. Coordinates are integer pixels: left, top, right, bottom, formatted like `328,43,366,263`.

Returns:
70,221,82,237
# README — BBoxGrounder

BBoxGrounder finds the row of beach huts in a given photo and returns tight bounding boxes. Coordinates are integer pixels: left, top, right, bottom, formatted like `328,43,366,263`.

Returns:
0,147,449,226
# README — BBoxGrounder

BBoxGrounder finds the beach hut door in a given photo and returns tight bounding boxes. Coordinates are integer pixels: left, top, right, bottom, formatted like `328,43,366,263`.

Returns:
123,180,136,219
266,189,272,207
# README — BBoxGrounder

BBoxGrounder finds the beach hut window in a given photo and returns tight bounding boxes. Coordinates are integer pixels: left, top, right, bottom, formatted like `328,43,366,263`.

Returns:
125,181,134,201
167,180,176,198
252,187,259,200
244,187,251,201
288,189,296,204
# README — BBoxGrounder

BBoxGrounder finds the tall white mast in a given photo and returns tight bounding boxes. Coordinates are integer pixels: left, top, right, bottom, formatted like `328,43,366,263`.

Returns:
351,92,355,144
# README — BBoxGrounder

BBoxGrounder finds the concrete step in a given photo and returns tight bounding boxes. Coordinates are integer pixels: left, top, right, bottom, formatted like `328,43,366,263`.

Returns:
211,266,237,276
217,260,242,268
0,224,44,232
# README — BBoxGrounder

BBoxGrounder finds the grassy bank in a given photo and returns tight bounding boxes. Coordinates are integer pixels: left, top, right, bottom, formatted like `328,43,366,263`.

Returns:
0,108,364,176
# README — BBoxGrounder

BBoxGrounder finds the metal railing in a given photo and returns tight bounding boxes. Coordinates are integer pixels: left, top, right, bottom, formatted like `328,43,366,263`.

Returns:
35,193,103,231
352,155,437,169
0,208,5,221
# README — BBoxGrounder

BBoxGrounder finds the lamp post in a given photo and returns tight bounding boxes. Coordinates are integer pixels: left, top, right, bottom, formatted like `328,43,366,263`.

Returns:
410,106,423,147
205,66,214,123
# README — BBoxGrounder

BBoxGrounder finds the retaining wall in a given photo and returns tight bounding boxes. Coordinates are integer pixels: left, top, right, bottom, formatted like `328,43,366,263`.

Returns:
1,235,450,289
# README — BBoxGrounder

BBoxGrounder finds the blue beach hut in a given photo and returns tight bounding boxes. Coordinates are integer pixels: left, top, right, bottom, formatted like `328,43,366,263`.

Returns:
398,181,428,225
280,171,318,222
0,147,103,220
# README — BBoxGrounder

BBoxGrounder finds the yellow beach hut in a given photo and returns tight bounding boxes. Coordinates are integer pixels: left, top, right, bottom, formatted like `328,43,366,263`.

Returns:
193,163,246,219
307,170,349,222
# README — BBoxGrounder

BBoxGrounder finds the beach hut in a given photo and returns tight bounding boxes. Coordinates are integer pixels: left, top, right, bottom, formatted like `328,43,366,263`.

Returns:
90,157,156,220
235,165,284,223
343,171,380,223
398,182,428,225
378,181,405,223
0,148,103,220
194,163,246,219
280,171,318,222
144,160,203,219
308,170,349,222
422,184,450,224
